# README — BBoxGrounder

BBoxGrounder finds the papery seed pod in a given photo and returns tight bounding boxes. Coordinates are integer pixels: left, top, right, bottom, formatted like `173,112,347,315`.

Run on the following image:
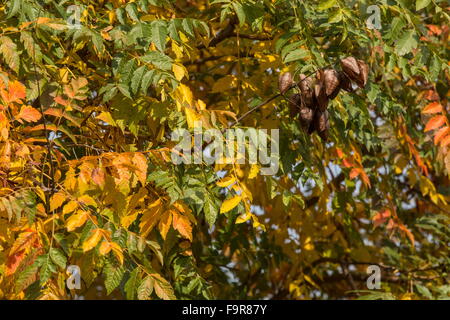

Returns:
338,71,353,92
289,93,302,117
299,102,314,131
314,70,329,112
314,110,329,141
279,72,293,94
355,59,369,88
340,56,360,82
299,74,314,107
323,68,340,99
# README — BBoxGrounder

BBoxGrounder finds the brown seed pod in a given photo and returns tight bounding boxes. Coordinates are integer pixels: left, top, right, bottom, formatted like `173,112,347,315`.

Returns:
323,68,340,99
338,71,353,92
288,93,302,117
340,56,360,83
355,59,369,88
279,72,293,94
299,103,314,131
314,70,329,112
314,110,329,141
298,74,314,107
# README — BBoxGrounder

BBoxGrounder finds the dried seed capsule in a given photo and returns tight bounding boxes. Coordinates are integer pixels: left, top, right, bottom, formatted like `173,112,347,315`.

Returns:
338,71,353,92
323,68,340,99
314,110,329,141
299,74,314,107
314,70,329,112
340,56,360,83
289,93,302,117
355,59,369,88
299,103,314,131
279,72,293,94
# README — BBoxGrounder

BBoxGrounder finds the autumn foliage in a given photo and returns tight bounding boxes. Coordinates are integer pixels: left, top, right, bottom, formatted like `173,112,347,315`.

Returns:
0,0,449,300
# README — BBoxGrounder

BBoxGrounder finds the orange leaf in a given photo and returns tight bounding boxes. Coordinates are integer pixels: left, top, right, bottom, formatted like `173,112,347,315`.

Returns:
434,126,450,145
1,81,26,104
349,168,360,179
441,135,450,147
5,249,26,276
172,212,192,241
158,210,172,240
422,102,442,114
372,209,391,228
424,115,446,132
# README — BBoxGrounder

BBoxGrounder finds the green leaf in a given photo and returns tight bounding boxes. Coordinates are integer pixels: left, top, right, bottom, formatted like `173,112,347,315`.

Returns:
328,9,343,23
6,0,21,19
141,51,173,71
49,248,67,269
137,276,154,300
204,195,218,227
40,255,57,285
416,0,431,11
125,3,140,22
124,268,140,300
318,0,337,10
232,2,246,27
131,65,146,95
104,263,125,295
151,20,168,52
283,48,309,63
395,30,418,56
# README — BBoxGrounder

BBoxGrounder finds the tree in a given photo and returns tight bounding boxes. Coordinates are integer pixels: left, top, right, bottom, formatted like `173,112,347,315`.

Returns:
0,0,448,300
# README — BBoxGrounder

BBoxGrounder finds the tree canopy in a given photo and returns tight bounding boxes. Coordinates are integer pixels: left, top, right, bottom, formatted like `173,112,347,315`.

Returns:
0,0,449,300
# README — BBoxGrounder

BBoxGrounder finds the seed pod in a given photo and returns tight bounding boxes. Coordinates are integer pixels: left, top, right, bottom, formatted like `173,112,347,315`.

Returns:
299,74,314,107
340,56,360,83
355,59,369,88
299,102,314,131
338,71,353,92
314,110,329,141
289,93,301,117
323,68,340,99
279,72,293,94
314,70,329,112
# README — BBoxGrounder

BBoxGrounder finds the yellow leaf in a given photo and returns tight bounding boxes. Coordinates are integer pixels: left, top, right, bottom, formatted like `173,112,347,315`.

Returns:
216,176,236,188
172,64,186,81
62,201,78,215
220,195,242,214
66,211,88,231
158,210,172,240
82,229,103,252
139,199,163,236
49,192,66,212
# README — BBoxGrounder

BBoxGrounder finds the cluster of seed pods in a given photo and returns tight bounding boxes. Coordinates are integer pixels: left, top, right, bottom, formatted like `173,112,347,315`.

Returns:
279,57,369,141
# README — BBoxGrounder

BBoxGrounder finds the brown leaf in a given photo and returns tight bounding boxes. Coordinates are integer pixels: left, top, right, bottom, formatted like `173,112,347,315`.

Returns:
278,72,293,94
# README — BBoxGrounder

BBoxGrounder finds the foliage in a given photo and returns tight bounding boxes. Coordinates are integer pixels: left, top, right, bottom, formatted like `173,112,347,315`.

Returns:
0,0,448,300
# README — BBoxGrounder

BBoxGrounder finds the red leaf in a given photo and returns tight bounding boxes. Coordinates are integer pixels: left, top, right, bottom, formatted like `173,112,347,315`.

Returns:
424,115,446,132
